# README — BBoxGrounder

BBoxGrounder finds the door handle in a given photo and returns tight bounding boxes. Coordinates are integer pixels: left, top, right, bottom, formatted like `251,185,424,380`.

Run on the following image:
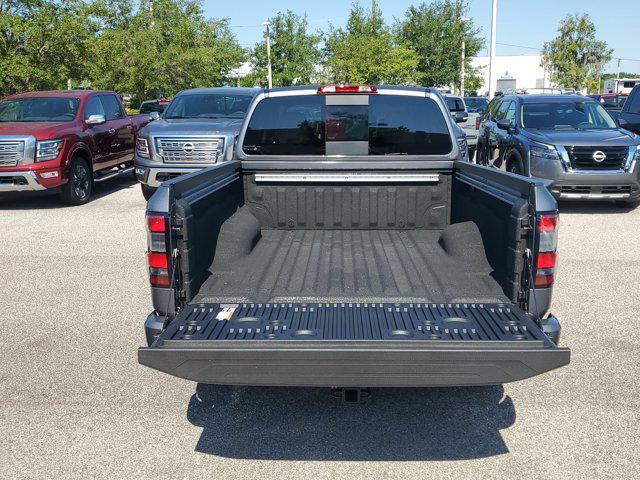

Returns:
108,128,116,134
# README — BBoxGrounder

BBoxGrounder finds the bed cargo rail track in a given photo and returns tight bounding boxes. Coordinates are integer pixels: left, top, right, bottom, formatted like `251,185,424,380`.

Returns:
139,303,570,387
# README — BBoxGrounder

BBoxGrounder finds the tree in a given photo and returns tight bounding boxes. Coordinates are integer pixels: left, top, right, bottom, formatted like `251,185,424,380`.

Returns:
89,0,245,106
245,10,321,88
324,2,418,85
0,0,96,95
542,13,612,92
396,0,483,89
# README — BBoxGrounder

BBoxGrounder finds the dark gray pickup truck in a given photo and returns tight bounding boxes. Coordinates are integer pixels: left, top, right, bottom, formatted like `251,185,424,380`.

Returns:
138,85,569,389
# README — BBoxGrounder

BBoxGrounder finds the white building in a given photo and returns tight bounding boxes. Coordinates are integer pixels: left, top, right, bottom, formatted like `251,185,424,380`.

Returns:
603,78,640,94
470,54,551,96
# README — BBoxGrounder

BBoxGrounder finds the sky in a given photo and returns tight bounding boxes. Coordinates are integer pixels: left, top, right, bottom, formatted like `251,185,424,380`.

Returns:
202,0,640,74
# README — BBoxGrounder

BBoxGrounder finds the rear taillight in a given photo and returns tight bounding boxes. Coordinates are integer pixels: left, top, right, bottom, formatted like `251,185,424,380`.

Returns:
535,213,559,288
317,84,377,94
146,214,170,287
475,116,481,130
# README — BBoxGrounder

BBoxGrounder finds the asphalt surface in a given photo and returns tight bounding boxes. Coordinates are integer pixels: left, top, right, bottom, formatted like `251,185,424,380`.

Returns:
1,177,639,479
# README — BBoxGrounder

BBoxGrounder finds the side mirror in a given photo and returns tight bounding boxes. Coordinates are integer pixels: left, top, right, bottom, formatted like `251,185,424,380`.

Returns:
454,111,468,123
497,118,514,132
85,114,106,126
617,117,628,128
149,111,160,121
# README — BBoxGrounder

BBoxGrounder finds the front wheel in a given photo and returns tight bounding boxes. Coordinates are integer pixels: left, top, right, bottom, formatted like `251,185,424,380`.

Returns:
141,184,157,201
60,158,92,205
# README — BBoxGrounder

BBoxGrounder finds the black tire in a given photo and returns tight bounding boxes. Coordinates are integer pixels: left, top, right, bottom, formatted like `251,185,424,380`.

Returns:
141,184,157,201
468,145,476,163
477,142,488,166
60,157,92,205
507,151,525,176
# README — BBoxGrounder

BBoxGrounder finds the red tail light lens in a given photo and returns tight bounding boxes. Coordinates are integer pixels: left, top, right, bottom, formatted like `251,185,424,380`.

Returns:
146,213,170,288
147,215,166,233
317,85,377,94
147,252,168,269
535,213,559,288
536,252,556,269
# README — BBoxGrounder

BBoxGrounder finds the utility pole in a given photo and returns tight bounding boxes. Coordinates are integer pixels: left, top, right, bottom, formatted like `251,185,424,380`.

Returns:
615,58,621,94
460,17,470,96
488,0,498,99
262,21,273,89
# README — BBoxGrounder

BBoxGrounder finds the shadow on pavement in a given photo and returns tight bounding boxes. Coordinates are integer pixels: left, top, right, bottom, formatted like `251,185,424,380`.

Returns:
557,199,638,215
187,384,515,461
0,176,139,210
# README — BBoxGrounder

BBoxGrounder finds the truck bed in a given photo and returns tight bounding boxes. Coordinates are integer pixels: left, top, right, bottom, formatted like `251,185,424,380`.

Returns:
192,223,508,305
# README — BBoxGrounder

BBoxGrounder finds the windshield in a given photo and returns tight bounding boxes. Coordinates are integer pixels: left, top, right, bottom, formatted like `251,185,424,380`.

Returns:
164,93,253,119
0,97,80,122
464,97,489,113
521,101,617,130
445,97,465,112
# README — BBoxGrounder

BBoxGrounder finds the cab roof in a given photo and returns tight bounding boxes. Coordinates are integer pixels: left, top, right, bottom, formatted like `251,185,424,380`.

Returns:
509,94,597,104
176,87,261,96
3,90,115,100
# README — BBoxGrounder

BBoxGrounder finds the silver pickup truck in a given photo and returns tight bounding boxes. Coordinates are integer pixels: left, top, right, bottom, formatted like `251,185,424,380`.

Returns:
134,87,260,199
446,95,480,161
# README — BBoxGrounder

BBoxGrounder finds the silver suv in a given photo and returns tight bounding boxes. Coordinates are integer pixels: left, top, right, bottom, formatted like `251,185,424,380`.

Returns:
134,87,260,199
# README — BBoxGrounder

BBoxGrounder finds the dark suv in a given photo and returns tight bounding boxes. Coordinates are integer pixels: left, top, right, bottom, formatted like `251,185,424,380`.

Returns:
477,94,640,205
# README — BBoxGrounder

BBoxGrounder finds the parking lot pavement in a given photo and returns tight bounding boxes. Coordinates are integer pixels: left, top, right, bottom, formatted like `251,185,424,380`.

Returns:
1,178,639,480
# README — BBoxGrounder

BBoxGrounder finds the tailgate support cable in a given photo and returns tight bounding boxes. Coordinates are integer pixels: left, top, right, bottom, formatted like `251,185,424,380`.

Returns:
164,248,180,322
524,248,540,321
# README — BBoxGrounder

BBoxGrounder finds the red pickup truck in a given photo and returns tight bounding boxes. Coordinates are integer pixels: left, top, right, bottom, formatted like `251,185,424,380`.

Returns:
0,90,151,204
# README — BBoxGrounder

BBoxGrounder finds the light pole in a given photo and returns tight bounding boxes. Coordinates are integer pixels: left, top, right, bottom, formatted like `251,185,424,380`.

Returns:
488,0,498,99
262,21,273,89
460,17,470,96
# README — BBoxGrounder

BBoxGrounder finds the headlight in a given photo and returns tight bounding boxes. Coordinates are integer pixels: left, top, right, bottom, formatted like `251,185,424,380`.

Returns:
136,138,150,158
627,145,640,170
35,139,64,162
530,143,560,160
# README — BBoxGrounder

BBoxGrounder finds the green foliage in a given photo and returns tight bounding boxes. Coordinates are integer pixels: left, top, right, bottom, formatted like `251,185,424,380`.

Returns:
324,3,419,85
396,0,483,89
244,10,321,88
542,13,612,92
0,0,245,102
89,0,245,106
0,0,96,95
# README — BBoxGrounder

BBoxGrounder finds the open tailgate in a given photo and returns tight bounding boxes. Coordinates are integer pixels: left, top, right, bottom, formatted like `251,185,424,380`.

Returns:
139,302,569,387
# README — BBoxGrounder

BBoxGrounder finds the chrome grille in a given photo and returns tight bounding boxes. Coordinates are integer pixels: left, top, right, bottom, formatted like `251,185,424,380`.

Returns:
567,146,628,170
155,137,224,164
0,141,25,167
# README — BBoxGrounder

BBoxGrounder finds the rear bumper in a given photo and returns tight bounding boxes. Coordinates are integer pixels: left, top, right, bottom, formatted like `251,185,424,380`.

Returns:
138,339,569,387
0,170,47,192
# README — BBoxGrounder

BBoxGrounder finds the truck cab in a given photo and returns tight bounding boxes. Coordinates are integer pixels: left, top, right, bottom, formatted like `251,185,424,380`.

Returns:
138,85,569,388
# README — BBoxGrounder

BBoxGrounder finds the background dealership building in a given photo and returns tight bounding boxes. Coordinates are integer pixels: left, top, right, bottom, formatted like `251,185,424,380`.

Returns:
470,54,550,95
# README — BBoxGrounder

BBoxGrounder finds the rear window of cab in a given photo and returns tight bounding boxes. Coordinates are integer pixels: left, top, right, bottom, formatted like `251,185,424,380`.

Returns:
242,94,453,156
